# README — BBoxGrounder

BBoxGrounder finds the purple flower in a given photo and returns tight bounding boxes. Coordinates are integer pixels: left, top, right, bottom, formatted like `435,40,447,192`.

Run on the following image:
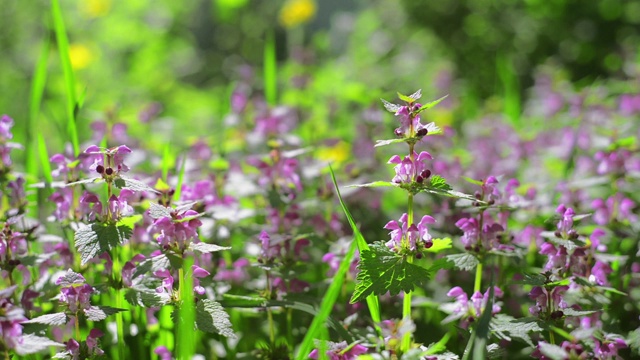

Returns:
154,345,172,360
384,213,435,252
86,328,105,356
214,258,250,283
0,115,14,140
83,144,132,177
594,336,627,359
309,341,368,360
618,93,640,116
248,153,303,195
192,265,210,295
60,284,95,313
0,286,26,351
151,209,202,250
528,285,568,317
440,286,503,327
392,103,435,138
388,151,433,184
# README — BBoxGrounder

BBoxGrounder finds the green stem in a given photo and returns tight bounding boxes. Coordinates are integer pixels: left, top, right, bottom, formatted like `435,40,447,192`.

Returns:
265,271,275,344
112,246,125,360
178,256,195,360
474,261,483,293
401,256,414,352
74,314,80,340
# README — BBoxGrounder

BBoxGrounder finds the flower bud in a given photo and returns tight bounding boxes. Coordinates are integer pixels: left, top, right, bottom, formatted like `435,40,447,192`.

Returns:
105,167,114,176
96,165,105,174
416,128,428,137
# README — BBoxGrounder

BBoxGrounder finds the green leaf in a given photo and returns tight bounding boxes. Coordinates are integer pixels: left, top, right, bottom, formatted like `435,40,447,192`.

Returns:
538,342,568,360
490,315,542,347
347,181,397,188
124,288,170,307
513,273,548,286
84,306,127,321
374,138,407,147
74,222,133,265
430,175,452,191
350,242,431,303
381,98,401,113
461,176,484,186
115,176,160,193
562,308,599,317
445,253,479,272
66,177,103,186
118,214,143,228
328,166,381,332
56,269,86,286
425,238,452,253
25,313,68,326
195,299,236,338
15,334,64,355
398,91,417,104
51,0,79,155
415,95,449,114
148,202,173,219
189,242,231,254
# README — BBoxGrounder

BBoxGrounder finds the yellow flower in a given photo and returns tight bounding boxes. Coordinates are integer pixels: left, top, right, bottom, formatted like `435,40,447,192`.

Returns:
279,0,316,29
69,44,94,70
317,141,350,165
79,0,111,18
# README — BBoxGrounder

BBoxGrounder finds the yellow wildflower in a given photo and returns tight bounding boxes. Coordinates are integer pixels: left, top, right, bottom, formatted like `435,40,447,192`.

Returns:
279,0,316,28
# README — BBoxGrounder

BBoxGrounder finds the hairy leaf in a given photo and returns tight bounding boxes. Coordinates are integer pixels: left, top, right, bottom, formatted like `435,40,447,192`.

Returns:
25,312,68,326
195,299,236,338
56,269,85,287
190,242,231,254
115,176,159,193
538,342,568,360
415,95,449,114
74,222,133,265
66,177,102,186
148,202,172,219
15,334,64,355
446,253,479,271
350,242,431,303
430,175,452,191
84,306,126,321
513,273,548,286
374,138,407,147
347,181,397,188
425,238,453,253
124,288,170,308
490,314,542,347
381,98,401,113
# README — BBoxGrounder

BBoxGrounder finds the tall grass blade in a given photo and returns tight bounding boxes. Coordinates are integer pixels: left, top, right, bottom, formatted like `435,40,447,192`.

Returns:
51,0,79,155
497,54,520,126
263,30,277,106
177,257,196,360
172,154,187,203
328,167,381,327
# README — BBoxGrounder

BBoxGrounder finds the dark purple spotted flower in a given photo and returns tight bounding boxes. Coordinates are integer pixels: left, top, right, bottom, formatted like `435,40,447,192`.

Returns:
384,213,436,252
388,151,433,184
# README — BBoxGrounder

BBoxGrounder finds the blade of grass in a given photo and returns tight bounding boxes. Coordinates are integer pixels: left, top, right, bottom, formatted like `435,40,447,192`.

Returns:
328,167,381,328
263,29,277,106
295,202,359,358
177,256,195,360
172,154,187,203
161,142,173,182
51,0,79,155
497,53,520,126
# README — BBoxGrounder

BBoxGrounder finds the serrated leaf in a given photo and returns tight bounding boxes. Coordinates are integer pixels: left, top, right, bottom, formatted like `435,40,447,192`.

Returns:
195,299,236,338
409,89,422,100
627,328,640,355
446,253,479,271
381,98,401,113
421,187,478,202
350,242,431,303
133,254,170,278
398,91,418,104
347,181,397,188
430,175,452,191
66,177,103,186
148,202,172,219
490,315,542,347
56,269,86,287
115,176,160,193
14,334,64,355
118,214,143,228
562,308,599,317
428,257,455,273
461,176,484,186
415,95,449,114
538,342,568,360
425,238,452,253
374,138,407,147
25,312,68,326
124,288,170,307
189,242,231,254
84,306,127,321
513,273,548,286
74,222,133,265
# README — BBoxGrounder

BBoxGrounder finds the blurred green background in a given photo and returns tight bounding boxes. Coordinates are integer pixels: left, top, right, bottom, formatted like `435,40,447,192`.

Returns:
2,0,639,157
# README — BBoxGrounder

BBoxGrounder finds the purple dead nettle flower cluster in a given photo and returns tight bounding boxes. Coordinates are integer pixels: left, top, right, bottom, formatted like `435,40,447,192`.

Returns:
384,213,435,253
0,286,27,352
309,340,367,360
440,286,504,328
0,115,22,175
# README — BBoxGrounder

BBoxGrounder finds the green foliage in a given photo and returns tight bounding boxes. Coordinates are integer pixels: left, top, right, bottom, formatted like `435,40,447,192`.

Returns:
445,253,480,272
74,222,133,265
491,314,543,347
195,299,236,338
350,241,431,303
15,334,64,356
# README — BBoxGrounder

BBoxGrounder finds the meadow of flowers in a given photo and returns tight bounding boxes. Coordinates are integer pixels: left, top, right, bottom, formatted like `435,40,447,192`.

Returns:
1,1,640,360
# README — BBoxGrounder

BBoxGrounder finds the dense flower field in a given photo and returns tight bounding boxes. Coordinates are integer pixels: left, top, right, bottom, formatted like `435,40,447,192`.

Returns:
2,1,640,360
